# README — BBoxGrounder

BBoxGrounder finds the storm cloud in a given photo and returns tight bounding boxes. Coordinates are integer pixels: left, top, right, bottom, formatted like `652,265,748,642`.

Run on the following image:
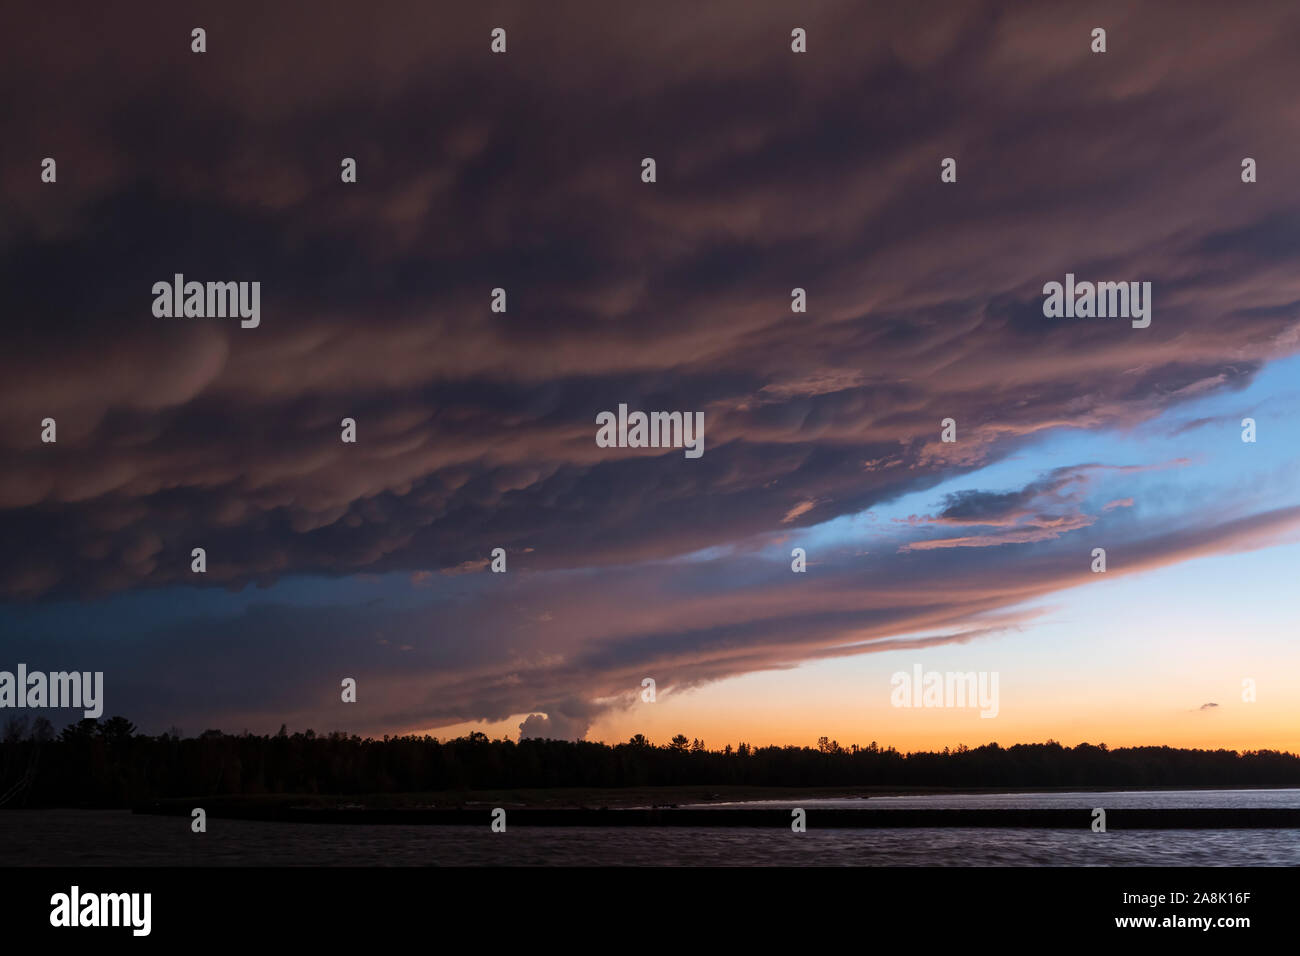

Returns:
3,1,1299,737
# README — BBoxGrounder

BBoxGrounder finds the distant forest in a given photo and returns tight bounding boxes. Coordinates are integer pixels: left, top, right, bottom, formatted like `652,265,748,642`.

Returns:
2,716,1299,808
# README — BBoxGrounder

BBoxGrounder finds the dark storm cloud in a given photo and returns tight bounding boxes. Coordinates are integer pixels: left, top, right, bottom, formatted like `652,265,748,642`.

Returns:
5,489,1296,739
3,1,1300,734
4,1,1300,598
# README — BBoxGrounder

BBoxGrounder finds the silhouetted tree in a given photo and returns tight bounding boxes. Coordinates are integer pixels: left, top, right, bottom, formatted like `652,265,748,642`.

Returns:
100,717,136,741
2,724,1298,808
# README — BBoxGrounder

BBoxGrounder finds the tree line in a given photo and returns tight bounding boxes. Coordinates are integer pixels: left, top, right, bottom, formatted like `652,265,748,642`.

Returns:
2,716,1298,808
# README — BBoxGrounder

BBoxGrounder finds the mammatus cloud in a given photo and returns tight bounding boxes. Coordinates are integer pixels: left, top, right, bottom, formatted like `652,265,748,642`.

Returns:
3,2,1300,738
3,1,1299,599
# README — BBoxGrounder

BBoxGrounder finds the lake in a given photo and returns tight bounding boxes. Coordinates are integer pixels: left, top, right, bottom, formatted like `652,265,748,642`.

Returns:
3,789,1298,866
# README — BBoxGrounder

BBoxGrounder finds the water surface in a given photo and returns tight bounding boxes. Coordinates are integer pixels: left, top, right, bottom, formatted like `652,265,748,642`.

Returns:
4,789,1298,866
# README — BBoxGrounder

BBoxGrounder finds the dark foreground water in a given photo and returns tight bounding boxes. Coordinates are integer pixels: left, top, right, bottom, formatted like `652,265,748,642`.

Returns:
4,790,1299,866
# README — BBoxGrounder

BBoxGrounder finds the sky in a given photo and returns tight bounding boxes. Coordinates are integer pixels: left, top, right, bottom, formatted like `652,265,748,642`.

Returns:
2,0,1299,751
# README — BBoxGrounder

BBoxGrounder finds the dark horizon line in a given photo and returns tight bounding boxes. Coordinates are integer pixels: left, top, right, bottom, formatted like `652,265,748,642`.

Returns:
7,715,1298,759
8,719,1300,809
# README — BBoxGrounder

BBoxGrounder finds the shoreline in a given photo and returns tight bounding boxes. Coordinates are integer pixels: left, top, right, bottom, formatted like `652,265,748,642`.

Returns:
104,783,1300,826
4,783,1298,814
125,803,1300,829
